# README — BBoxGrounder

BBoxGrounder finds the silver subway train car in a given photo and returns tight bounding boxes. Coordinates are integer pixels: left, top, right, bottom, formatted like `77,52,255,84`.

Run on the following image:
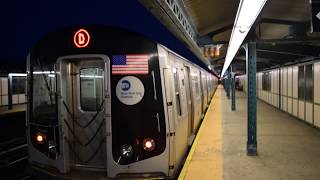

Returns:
26,26,218,179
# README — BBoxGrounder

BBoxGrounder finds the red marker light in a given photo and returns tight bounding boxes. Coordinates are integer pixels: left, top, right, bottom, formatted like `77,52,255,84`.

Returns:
35,132,46,144
74,29,90,48
145,141,152,148
142,138,156,152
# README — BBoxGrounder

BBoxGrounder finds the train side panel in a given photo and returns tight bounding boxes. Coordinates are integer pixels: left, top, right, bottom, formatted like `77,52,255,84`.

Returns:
158,44,192,176
157,44,217,176
200,70,208,113
190,67,202,132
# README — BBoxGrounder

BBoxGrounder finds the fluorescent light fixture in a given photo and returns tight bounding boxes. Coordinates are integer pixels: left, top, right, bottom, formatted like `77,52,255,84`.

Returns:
33,71,55,74
8,73,27,77
79,75,104,78
221,0,268,77
208,65,212,70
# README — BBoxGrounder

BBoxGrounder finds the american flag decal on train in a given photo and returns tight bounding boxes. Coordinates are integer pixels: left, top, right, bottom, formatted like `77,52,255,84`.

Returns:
112,54,149,74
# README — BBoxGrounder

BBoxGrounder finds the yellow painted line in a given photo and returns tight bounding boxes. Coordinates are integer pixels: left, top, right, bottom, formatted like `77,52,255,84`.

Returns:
178,91,218,180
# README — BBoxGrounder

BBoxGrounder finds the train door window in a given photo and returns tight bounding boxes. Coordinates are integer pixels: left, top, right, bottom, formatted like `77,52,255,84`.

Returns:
173,68,182,116
305,64,313,102
194,75,200,96
80,68,104,111
298,66,305,100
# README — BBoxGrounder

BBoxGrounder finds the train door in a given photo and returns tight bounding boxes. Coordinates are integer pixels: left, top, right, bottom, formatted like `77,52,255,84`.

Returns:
206,74,210,100
58,55,109,171
162,68,175,175
172,64,188,174
163,57,188,175
199,71,204,114
183,66,194,144
200,71,207,114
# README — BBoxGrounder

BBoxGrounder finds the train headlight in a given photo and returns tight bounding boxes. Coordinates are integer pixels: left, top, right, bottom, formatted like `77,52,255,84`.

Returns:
120,144,134,158
143,138,155,152
35,132,46,144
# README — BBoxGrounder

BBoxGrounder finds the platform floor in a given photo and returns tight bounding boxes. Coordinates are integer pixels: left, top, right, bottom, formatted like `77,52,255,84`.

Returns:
180,85,320,180
0,104,26,114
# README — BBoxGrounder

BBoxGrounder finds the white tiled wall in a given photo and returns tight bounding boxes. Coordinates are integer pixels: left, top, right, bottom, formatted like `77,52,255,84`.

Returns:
293,66,299,117
314,62,320,127
0,77,26,106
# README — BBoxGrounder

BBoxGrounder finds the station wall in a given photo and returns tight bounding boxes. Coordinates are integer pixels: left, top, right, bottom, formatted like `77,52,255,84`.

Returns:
0,76,26,107
239,60,320,128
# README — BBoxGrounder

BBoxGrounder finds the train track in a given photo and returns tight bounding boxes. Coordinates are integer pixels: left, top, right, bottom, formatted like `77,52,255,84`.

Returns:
0,138,29,179
0,143,28,167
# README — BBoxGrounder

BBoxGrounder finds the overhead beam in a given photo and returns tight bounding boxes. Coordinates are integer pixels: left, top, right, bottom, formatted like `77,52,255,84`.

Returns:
201,18,306,40
198,24,233,45
257,44,320,57
259,18,307,26
201,18,306,39
210,56,226,64
198,18,309,46
206,24,234,37
211,55,276,64
257,49,308,57
257,37,320,44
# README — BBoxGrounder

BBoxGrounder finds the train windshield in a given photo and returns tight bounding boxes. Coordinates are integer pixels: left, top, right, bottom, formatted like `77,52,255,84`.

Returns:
31,63,57,125
80,68,104,111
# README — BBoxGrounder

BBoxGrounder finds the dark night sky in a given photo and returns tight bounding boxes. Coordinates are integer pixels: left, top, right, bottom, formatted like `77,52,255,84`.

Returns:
1,0,207,69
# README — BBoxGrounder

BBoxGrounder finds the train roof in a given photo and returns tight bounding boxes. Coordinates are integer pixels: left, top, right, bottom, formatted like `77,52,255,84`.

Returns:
29,25,217,77
30,26,158,64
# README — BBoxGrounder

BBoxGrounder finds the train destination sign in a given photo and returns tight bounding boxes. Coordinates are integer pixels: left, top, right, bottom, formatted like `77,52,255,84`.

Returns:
73,29,90,48
116,76,145,105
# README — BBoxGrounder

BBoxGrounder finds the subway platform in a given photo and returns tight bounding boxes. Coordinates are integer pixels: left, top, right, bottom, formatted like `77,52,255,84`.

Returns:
0,104,26,115
179,85,320,180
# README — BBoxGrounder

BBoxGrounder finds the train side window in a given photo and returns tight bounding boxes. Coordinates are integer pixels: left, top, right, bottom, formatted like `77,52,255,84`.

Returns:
173,68,182,116
194,75,200,96
80,68,104,111
298,66,305,100
305,64,313,102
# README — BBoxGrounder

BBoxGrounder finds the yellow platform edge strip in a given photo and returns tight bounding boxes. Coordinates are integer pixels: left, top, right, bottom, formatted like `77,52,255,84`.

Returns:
178,90,217,180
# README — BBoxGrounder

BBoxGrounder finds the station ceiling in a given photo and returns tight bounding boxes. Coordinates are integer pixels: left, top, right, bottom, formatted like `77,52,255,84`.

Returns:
185,0,310,41
140,0,320,74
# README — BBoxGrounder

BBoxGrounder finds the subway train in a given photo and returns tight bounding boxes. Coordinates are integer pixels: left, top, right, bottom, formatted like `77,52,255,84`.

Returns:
26,26,218,179
238,60,320,128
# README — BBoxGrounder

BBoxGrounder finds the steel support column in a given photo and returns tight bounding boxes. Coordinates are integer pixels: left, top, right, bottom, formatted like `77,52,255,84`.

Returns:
231,71,236,111
246,42,257,156
226,68,231,98
8,75,13,110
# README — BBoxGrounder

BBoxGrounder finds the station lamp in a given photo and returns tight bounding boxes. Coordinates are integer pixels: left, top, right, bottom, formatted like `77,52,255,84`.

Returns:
8,73,27,77
221,0,268,77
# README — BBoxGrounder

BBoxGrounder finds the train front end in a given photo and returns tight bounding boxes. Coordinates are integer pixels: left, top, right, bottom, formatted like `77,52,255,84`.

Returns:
26,26,170,179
